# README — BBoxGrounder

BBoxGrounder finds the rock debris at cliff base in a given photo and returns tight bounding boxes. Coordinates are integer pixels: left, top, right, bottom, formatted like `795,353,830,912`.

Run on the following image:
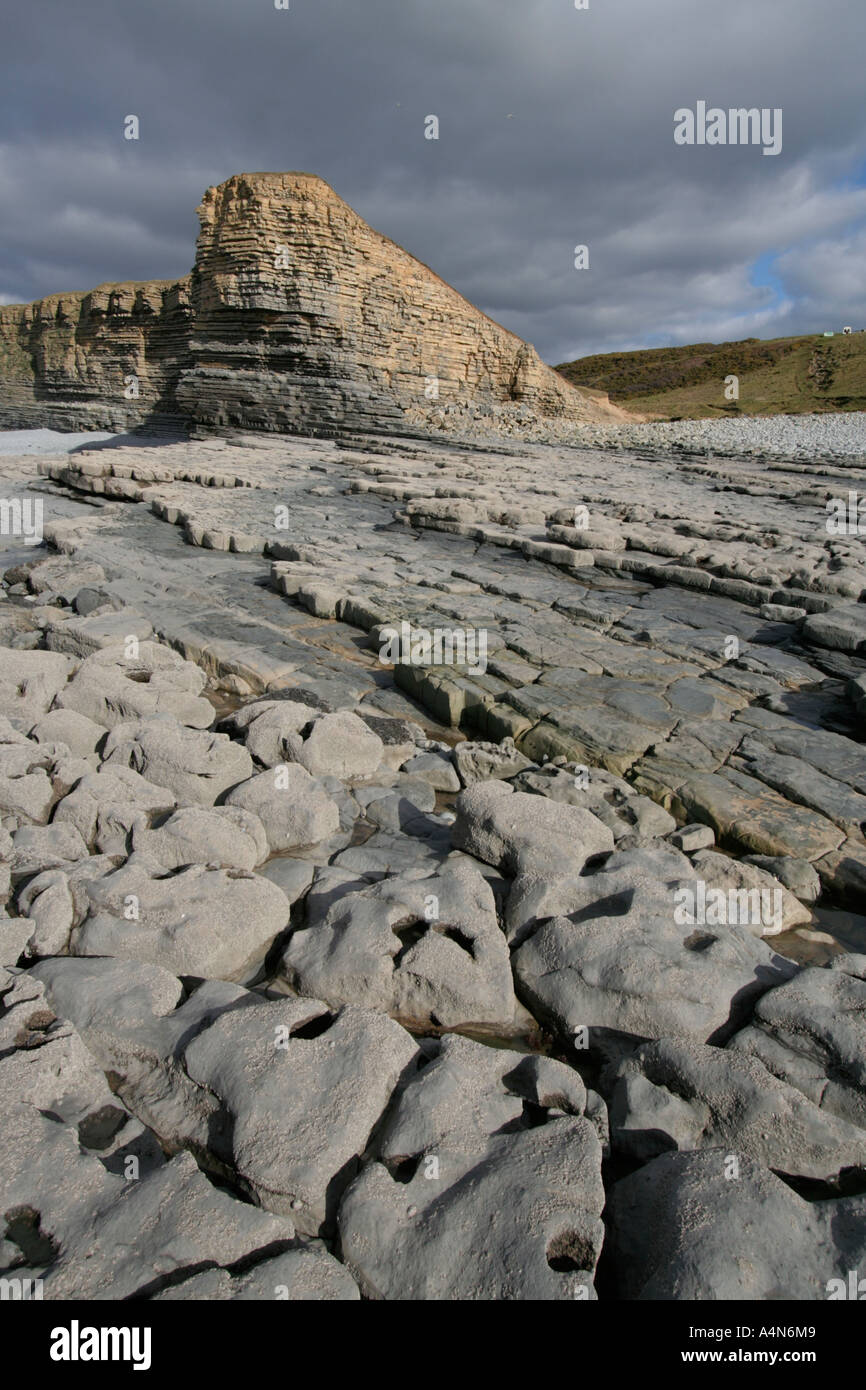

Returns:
1,420,866,1301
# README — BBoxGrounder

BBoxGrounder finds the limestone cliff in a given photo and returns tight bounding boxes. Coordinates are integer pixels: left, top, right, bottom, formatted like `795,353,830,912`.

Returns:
0,280,192,432
0,172,622,437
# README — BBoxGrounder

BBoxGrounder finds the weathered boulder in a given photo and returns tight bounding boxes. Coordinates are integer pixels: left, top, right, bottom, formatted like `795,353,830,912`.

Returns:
512,874,797,1055
32,961,419,1236
690,848,812,934
607,1035,866,1181
0,914,33,965
18,855,119,957
53,764,177,855
609,1149,866,1300
28,707,105,758
0,968,289,1301
505,843,695,948
132,804,269,871
232,698,323,766
282,860,519,1030
154,1246,360,1301
226,764,340,851
452,738,533,786
69,858,289,982
58,641,213,730
8,822,88,881
400,750,461,792
452,778,614,876
728,954,866,1131
30,1151,298,1302
744,853,822,903
374,1032,608,1165
32,955,243,1151
102,715,253,805
282,710,385,780
0,735,69,825
182,998,419,1234
0,647,75,724
339,1118,605,1301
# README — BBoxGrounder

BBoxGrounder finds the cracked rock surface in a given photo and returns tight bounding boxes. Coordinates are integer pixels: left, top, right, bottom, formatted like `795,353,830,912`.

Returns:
1,420,866,1300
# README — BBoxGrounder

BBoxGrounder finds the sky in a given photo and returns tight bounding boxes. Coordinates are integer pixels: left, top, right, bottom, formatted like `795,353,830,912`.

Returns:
1,0,865,364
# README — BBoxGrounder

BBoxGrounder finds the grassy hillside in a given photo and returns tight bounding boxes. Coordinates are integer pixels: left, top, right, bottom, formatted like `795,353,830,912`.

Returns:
555,332,866,418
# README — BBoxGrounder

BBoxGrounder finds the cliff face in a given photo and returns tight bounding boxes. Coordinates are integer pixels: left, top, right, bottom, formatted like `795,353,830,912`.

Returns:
0,280,192,432
0,172,621,436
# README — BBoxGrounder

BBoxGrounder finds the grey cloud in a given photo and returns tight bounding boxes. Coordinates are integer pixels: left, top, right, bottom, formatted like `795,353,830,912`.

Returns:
1,0,865,360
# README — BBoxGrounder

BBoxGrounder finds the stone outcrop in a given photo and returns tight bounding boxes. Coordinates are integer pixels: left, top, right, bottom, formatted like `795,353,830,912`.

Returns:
3,419,866,1301
0,172,621,437
0,281,192,433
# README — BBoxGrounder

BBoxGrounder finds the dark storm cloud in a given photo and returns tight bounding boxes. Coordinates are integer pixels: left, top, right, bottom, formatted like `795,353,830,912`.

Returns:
2,0,865,361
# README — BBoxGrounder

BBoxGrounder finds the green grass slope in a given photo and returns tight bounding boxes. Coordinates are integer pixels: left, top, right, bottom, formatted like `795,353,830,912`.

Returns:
555,332,866,419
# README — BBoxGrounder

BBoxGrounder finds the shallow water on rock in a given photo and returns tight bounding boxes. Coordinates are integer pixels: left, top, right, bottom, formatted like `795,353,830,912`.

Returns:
811,904,866,955
749,905,866,967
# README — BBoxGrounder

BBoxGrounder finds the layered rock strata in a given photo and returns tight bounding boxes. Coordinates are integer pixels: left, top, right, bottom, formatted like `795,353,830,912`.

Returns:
0,173,620,437
0,281,192,433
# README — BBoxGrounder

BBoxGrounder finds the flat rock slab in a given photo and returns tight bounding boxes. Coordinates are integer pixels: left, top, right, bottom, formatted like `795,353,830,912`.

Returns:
732,743,866,836
815,838,866,905
734,709,866,794
671,769,846,861
803,603,866,653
